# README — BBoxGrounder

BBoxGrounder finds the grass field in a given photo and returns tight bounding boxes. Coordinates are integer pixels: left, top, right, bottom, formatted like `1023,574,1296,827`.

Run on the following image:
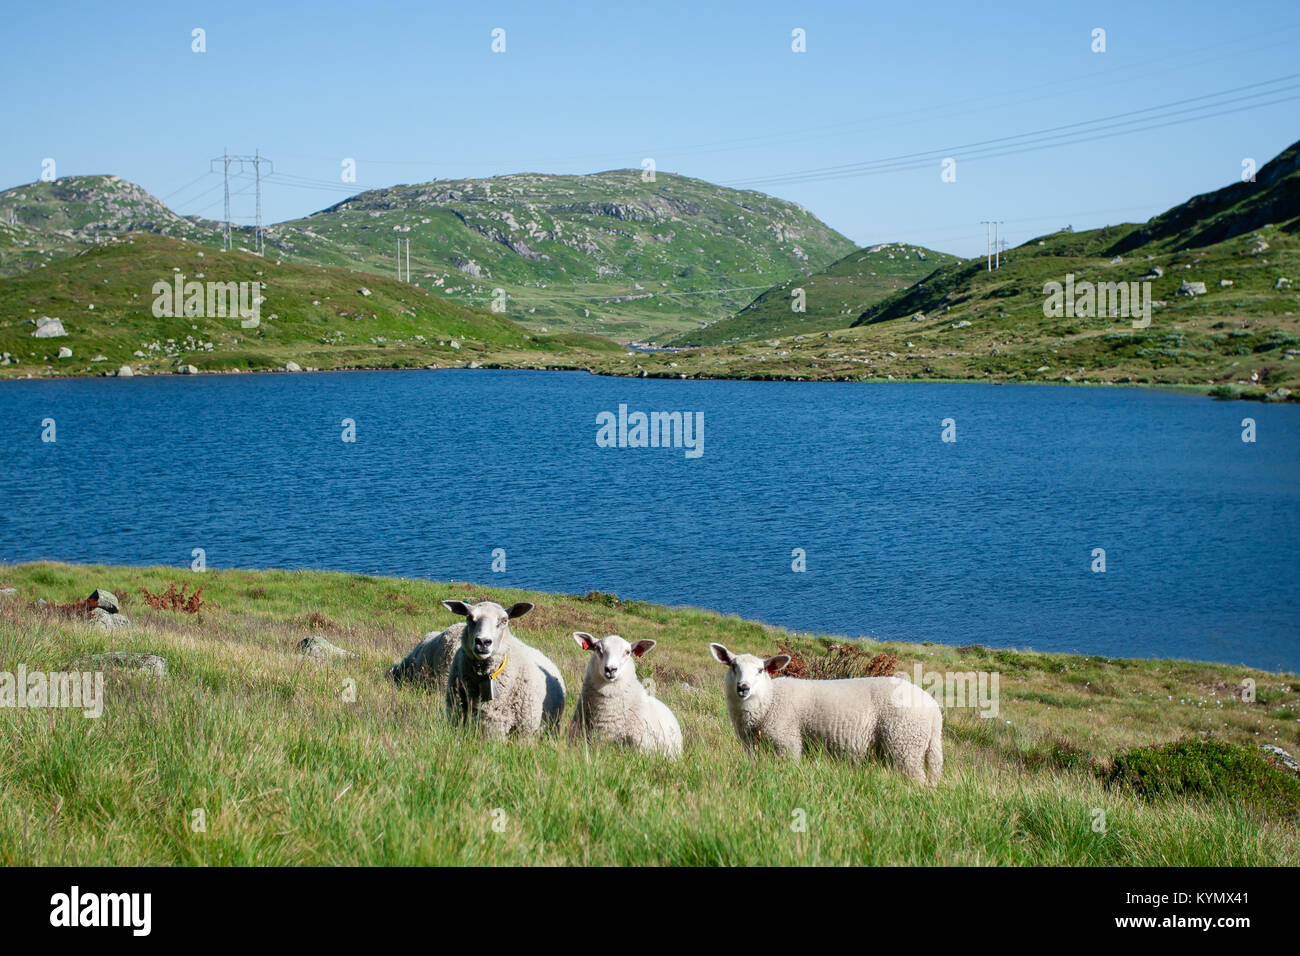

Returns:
1,562,1296,866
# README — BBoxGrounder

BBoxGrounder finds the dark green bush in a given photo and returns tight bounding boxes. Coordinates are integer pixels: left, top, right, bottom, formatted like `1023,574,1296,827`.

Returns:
1100,739,1300,819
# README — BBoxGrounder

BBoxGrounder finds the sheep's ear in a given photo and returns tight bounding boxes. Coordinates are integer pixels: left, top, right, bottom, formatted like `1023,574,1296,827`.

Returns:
631,639,656,658
573,632,597,651
506,601,534,620
709,643,733,665
442,599,472,616
764,654,792,676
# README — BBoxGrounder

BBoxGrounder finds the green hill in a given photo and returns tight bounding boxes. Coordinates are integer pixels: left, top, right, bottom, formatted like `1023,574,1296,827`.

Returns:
0,170,856,343
617,140,1300,400
0,233,619,378
667,242,961,346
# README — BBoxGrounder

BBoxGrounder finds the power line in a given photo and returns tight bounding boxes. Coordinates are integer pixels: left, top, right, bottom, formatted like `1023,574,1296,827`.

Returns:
730,72,1300,188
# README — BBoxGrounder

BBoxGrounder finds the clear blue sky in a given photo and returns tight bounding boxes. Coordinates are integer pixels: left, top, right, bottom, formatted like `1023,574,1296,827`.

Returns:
2,0,1298,258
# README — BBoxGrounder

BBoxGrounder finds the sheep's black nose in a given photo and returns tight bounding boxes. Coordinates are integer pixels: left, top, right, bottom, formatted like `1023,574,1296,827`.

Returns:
737,682,750,694
604,667,617,679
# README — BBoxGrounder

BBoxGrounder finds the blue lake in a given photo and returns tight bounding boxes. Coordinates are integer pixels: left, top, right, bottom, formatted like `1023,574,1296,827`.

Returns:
2,369,1297,672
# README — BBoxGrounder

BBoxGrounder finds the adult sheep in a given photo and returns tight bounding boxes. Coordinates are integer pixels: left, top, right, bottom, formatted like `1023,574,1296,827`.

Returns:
708,643,942,784
445,599,565,738
387,619,464,691
569,632,682,758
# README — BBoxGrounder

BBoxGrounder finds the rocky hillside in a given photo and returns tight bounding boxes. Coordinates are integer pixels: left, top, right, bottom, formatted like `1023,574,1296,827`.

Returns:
0,175,221,273
268,170,854,341
0,170,855,343
668,242,961,346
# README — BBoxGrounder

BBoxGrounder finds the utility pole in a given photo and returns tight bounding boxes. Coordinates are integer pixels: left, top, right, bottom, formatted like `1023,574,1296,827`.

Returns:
980,220,993,271
397,239,402,281
209,151,273,254
405,238,410,283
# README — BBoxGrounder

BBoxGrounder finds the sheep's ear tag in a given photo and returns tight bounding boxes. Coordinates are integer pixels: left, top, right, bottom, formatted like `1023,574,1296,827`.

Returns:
479,678,496,703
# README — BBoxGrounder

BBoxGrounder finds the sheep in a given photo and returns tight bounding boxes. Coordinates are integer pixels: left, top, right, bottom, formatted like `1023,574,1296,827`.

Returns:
568,633,682,758
708,643,942,784
444,599,565,737
386,621,464,691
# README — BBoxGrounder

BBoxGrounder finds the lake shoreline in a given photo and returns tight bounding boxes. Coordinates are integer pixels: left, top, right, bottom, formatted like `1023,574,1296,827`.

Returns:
0,357,1283,402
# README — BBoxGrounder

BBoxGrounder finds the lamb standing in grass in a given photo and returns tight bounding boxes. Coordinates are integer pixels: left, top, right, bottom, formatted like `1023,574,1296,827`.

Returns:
445,599,565,737
708,643,942,784
387,618,464,691
569,633,682,758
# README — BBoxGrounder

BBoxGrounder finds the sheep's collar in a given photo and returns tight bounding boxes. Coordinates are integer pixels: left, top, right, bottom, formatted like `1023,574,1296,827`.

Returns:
468,653,509,703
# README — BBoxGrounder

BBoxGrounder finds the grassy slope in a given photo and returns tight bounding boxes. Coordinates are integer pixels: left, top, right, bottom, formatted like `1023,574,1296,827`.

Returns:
0,234,620,378
668,242,962,346
1,562,1296,866
0,171,856,343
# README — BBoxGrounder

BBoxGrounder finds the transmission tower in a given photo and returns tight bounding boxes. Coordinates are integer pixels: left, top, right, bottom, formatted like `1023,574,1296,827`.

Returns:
209,150,274,254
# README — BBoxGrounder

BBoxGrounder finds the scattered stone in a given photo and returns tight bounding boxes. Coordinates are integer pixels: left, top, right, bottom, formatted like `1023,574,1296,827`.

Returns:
177,364,199,375
467,361,482,369
951,320,971,328
284,361,302,372
90,607,132,630
89,589,120,613
72,651,165,676
57,346,72,359
1219,279,1233,287
117,365,134,377
1145,265,1164,279
32,317,67,338
1035,365,1050,373
1176,280,1207,296
1261,744,1300,776
91,355,107,362
1276,277,1292,290
449,340,460,350
296,635,350,661
358,287,371,296
1263,387,1292,402
911,312,926,322
0,588,16,599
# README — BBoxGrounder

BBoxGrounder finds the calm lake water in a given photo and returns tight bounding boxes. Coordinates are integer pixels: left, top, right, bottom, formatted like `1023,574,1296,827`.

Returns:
2,369,1297,672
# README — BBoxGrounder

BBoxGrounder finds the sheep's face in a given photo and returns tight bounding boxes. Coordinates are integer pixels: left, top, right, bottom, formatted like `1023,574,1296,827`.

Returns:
443,599,534,661
709,643,790,709
573,632,655,683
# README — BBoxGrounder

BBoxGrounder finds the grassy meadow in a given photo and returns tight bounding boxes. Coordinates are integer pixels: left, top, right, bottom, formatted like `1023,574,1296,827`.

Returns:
0,561,1296,866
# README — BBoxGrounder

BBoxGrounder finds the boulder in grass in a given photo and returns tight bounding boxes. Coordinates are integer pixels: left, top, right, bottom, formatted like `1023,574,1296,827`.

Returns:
296,635,350,661
1262,745,1300,777
32,317,67,338
284,361,302,372
72,651,166,676
89,589,120,613
90,607,131,631
117,365,134,377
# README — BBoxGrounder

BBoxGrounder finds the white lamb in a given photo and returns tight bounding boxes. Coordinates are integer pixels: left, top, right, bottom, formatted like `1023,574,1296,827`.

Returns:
445,599,565,737
568,633,682,758
708,643,943,784
387,620,464,690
